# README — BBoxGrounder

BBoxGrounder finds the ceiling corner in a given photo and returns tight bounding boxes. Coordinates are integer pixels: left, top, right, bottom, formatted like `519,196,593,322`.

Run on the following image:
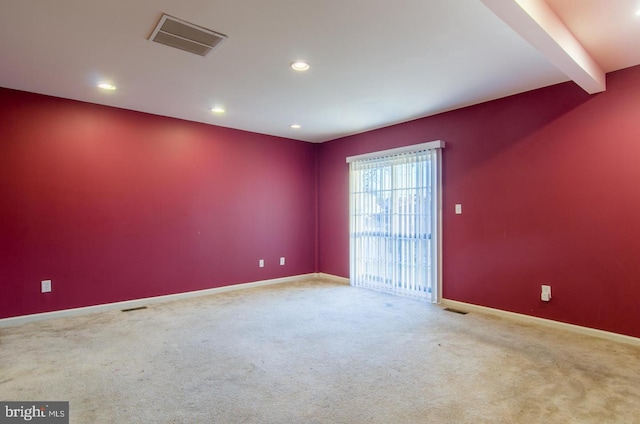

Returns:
481,0,606,94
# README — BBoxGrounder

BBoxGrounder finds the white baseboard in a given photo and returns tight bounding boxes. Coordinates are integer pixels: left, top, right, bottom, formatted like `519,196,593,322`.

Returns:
441,299,640,347
0,273,317,328
315,272,350,285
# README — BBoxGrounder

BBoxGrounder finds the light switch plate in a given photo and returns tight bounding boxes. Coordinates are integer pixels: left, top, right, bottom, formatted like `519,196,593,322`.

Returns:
455,204,462,214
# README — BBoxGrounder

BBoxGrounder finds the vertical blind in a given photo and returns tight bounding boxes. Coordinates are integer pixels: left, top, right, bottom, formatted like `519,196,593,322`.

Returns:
348,142,443,302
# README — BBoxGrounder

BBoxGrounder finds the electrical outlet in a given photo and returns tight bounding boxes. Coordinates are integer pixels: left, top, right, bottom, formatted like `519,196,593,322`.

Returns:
41,280,52,293
541,285,551,301
259,259,264,268
280,257,285,266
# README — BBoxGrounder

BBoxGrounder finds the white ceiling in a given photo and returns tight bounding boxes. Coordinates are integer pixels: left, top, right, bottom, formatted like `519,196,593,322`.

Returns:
0,0,638,143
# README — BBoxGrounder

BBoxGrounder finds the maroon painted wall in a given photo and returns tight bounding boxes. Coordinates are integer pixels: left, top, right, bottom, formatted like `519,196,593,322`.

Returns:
3,66,640,339
0,88,317,319
318,65,640,338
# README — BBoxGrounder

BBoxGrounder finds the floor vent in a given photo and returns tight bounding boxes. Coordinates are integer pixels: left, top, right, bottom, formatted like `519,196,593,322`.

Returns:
149,14,227,57
444,307,468,315
121,306,148,313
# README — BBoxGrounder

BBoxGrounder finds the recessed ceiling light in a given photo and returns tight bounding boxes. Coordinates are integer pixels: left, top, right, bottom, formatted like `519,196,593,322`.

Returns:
290,124,302,129
636,8,640,15
97,82,116,91
290,61,310,71
211,107,226,114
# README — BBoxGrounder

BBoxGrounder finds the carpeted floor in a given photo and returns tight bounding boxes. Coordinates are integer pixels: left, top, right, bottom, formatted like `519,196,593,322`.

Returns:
1,278,639,423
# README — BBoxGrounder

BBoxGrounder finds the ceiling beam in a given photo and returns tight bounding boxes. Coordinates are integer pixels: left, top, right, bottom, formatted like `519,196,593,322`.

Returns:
481,0,606,93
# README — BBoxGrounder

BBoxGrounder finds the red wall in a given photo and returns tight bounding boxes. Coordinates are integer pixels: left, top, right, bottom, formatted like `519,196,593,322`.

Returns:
0,88,317,319
4,65,640,338
318,65,640,338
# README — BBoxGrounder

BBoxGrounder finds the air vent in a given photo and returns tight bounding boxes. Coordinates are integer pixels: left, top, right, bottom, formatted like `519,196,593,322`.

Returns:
149,14,227,57
121,306,148,313
444,308,468,315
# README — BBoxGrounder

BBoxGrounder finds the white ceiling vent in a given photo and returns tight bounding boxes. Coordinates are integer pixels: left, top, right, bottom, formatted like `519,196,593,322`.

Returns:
149,14,227,57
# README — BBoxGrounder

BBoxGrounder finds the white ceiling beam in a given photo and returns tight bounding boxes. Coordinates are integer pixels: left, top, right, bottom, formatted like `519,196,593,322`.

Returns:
481,0,606,93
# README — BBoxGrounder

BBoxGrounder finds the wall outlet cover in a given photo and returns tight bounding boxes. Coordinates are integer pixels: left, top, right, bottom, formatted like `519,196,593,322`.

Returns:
541,285,551,301
41,280,52,293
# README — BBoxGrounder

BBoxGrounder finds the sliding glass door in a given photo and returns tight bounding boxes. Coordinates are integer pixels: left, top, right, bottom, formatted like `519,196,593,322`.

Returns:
348,141,443,302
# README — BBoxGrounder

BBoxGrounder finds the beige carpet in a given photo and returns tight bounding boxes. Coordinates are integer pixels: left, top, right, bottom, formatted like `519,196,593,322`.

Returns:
1,278,639,423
